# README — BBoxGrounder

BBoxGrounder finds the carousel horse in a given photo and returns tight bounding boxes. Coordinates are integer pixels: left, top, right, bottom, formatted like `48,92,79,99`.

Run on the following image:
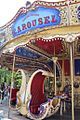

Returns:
16,69,61,119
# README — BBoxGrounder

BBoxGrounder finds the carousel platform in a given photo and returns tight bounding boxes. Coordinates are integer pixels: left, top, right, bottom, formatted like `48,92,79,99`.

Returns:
45,109,80,120
0,98,80,120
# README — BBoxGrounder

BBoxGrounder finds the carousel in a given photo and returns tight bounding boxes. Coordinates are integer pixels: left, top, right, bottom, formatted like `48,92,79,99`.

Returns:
0,0,80,120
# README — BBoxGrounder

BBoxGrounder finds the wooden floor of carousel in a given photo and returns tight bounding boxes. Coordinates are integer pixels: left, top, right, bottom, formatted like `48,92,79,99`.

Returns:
0,98,80,120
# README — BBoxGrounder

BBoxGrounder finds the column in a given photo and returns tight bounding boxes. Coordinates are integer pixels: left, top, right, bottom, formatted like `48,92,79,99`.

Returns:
8,54,16,118
52,57,58,95
62,58,65,91
70,43,74,120
66,34,75,120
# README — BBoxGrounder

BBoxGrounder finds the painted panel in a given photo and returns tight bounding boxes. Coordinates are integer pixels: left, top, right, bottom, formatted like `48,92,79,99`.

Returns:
16,47,41,59
0,30,7,47
12,7,61,37
75,59,80,76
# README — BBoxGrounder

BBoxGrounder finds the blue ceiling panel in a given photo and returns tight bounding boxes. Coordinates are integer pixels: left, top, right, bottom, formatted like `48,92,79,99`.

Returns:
15,47,41,59
47,61,60,76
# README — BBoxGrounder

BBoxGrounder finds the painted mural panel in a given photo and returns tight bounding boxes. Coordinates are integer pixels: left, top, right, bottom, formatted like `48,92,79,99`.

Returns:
0,30,6,47
70,2,80,25
12,7,61,37
75,59,80,76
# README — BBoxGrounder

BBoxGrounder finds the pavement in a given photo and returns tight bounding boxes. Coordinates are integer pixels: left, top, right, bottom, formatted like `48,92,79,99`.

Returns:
0,97,29,120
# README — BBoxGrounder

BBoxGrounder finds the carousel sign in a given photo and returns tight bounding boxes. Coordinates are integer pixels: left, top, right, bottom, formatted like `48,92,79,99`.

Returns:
12,7,61,37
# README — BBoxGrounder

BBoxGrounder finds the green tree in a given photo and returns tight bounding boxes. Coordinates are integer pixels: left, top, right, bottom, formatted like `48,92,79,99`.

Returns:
0,67,12,85
0,67,22,88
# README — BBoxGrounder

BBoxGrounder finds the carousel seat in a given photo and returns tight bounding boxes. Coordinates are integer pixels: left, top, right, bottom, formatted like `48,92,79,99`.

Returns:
30,96,47,114
30,104,40,114
10,88,18,106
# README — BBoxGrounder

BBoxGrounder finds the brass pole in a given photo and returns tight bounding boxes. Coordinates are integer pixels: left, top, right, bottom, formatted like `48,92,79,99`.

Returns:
62,58,65,91
52,44,58,95
66,0,74,119
8,54,16,118
54,45,57,95
52,57,58,95
54,62,57,95
70,43,74,120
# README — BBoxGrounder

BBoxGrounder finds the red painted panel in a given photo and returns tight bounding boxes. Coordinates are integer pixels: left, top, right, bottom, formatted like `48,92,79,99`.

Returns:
64,60,70,76
30,72,46,114
34,38,64,55
58,59,70,76
10,88,19,105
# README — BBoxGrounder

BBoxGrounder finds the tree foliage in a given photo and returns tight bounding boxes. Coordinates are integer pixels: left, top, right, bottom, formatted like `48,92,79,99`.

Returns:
0,67,22,88
0,67,12,85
